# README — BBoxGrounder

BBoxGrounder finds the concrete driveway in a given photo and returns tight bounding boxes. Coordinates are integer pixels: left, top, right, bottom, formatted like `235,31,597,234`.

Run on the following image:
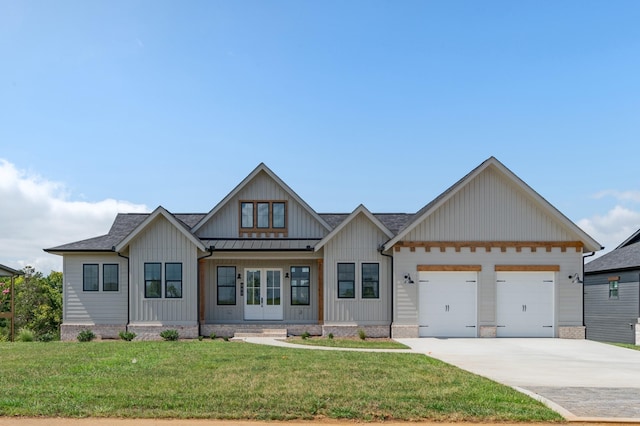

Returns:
396,338,640,421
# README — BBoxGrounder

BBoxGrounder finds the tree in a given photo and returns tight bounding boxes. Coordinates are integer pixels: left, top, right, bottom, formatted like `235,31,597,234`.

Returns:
11,266,62,339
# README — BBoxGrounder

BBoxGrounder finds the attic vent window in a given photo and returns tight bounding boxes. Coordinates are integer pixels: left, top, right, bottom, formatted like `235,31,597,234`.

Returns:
239,201,287,236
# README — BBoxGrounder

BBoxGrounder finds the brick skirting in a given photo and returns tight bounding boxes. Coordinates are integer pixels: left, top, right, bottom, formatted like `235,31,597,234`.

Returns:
558,326,586,339
60,324,126,341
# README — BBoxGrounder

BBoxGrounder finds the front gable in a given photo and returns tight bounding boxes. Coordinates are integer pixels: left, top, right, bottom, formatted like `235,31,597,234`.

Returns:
193,164,331,239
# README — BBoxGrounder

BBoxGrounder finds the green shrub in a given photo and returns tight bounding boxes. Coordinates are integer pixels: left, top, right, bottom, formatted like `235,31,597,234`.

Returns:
210,332,217,340
159,329,179,341
301,331,310,340
328,333,334,340
119,331,136,341
77,329,95,342
357,329,366,340
38,332,54,342
198,335,204,341
223,336,229,342
17,328,35,342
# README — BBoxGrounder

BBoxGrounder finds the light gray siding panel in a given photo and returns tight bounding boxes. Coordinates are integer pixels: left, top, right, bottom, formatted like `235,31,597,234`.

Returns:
129,216,198,325
393,247,583,334
62,253,128,324
585,271,640,344
323,213,391,325
196,171,328,238
203,258,319,323
407,167,575,242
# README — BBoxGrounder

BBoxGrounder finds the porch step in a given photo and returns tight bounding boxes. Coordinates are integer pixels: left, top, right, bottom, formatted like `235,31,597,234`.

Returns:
233,328,288,339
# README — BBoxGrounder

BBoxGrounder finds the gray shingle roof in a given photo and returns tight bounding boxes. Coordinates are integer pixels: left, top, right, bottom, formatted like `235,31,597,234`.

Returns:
319,213,414,234
585,240,640,273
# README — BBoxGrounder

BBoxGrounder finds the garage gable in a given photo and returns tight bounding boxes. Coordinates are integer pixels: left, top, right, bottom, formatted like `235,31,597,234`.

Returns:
385,157,601,252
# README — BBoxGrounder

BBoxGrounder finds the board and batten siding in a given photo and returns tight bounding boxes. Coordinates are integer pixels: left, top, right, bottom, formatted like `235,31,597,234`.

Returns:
323,213,391,325
393,247,584,333
407,167,577,242
584,270,640,344
62,253,128,325
203,258,320,324
128,215,198,325
195,171,328,238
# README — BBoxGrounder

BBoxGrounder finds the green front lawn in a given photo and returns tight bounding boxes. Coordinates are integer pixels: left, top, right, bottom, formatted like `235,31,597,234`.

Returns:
286,336,410,349
0,340,562,422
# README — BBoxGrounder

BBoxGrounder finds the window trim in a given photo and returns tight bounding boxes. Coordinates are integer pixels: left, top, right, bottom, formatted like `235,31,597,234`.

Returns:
290,266,311,306
361,263,380,299
337,262,356,299
103,263,119,292
165,263,183,299
608,279,619,299
217,266,237,305
144,262,162,299
83,264,99,292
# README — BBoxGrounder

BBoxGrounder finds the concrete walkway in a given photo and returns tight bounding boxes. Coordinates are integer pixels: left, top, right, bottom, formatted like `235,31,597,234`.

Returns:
242,337,640,422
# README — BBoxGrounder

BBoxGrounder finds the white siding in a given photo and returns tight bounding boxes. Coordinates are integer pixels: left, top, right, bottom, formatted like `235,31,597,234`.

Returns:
129,215,198,325
62,253,128,324
407,167,576,242
393,247,584,334
196,171,328,238
323,213,391,325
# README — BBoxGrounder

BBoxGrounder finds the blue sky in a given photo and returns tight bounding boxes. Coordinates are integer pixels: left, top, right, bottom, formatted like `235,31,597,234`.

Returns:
1,1,640,272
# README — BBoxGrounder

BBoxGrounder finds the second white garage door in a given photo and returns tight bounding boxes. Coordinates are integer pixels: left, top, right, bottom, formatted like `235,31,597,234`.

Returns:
496,271,555,337
418,271,477,337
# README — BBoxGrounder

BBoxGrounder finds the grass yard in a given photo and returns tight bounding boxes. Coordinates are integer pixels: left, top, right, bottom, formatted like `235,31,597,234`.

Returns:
0,340,562,422
614,343,640,351
286,336,410,349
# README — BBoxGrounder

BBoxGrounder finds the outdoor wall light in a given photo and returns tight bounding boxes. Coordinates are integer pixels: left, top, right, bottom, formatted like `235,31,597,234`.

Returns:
403,273,415,284
285,272,289,279
237,273,242,280
568,273,583,284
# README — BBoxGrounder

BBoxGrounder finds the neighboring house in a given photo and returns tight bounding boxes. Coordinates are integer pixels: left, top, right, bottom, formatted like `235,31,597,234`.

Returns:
0,263,23,341
584,230,640,344
45,157,602,341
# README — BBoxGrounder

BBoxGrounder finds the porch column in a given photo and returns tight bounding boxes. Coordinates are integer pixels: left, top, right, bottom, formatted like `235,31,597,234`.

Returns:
198,258,206,325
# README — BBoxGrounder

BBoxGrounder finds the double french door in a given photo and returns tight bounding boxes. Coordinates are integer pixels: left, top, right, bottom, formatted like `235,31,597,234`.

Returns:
244,268,283,320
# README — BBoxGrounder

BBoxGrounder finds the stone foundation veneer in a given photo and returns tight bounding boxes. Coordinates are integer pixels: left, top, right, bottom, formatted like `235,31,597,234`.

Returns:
200,324,322,338
322,325,390,338
61,324,126,341
391,324,419,338
480,326,497,338
127,325,199,341
558,326,586,339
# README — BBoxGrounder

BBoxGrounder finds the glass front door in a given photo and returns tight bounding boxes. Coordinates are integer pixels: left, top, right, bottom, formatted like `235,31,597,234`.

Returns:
244,268,283,320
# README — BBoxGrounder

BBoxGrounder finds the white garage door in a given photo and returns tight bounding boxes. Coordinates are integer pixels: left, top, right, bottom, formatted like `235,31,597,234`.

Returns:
496,271,554,337
418,271,477,337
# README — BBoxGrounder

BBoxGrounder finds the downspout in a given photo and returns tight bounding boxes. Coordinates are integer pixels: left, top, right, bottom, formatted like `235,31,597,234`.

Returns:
114,248,130,330
379,244,394,338
582,251,596,329
197,246,215,334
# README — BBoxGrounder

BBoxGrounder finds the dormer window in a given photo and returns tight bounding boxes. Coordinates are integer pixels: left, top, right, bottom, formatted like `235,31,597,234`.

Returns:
240,201,287,235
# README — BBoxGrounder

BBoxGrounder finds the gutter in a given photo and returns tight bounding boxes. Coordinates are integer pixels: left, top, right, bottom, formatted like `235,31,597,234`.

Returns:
378,244,394,338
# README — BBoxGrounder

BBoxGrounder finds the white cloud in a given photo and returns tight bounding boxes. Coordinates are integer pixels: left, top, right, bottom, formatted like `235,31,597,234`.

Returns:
0,159,148,274
591,190,640,203
577,205,640,257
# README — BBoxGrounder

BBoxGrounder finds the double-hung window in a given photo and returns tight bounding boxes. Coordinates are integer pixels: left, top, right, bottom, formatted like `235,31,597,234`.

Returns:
83,264,99,291
362,263,379,298
217,266,237,305
291,266,310,305
144,263,162,298
165,263,182,298
609,278,619,299
103,264,119,291
337,263,355,298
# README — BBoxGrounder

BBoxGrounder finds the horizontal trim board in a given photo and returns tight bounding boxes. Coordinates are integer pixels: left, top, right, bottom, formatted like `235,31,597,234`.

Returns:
418,265,482,272
494,265,560,272
394,241,584,252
